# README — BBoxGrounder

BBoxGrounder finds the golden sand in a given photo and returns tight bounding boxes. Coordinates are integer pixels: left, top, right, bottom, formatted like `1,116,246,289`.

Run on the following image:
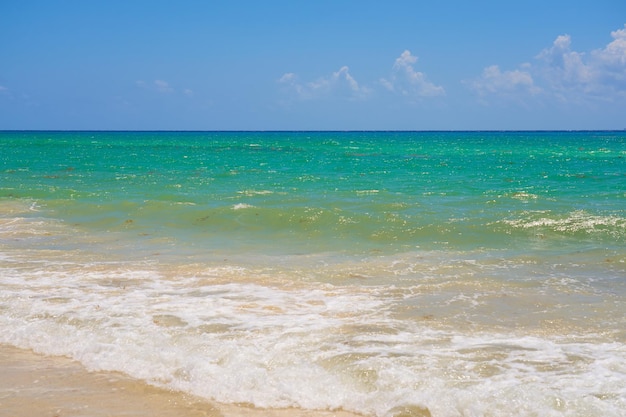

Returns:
0,344,362,417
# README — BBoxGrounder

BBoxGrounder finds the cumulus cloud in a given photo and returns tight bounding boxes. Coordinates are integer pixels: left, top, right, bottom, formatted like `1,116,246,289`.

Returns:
534,34,595,100
380,50,445,98
595,25,626,68
469,65,539,97
588,25,626,91
278,51,445,105
278,66,370,100
469,24,626,103
535,27,626,100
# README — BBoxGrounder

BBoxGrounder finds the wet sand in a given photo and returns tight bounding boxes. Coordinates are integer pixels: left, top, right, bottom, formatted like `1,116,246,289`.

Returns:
0,344,362,417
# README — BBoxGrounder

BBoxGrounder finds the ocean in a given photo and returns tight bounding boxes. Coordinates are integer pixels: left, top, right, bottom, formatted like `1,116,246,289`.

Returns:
1,130,625,416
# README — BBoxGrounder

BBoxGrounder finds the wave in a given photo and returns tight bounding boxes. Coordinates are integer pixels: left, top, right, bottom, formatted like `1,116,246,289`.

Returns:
501,210,626,239
1,259,625,417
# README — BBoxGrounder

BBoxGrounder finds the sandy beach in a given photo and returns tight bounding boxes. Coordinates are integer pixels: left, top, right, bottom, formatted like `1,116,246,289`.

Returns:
0,344,363,417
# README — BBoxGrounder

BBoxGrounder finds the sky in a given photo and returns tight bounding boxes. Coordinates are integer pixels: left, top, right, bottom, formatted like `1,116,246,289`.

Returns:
1,1,626,130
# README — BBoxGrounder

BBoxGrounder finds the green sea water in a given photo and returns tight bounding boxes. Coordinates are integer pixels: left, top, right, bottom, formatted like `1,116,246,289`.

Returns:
2,130,625,255
1,131,625,416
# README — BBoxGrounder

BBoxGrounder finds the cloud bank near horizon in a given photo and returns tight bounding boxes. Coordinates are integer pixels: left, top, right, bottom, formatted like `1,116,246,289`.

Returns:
279,24,626,106
470,24,626,104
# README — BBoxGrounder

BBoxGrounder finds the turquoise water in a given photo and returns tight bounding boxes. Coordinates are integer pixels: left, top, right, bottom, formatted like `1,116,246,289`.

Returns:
3,131,624,254
1,131,625,416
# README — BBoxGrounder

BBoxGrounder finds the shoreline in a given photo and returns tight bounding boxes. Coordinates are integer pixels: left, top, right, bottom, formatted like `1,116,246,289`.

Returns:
0,344,363,417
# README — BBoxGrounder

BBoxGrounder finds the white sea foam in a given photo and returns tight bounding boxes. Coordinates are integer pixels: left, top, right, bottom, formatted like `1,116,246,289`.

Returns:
509,191,539,201
1,197,625,416
237,190,274,196
1,254,626,416
503,210,626,236
232,203,254,210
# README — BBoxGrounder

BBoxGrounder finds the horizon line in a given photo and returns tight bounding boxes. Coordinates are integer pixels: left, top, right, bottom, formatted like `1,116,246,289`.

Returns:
2,129,625,133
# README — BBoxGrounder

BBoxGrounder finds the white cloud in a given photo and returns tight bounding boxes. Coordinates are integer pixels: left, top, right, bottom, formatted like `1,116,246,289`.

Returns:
278,73,297,84
469,65,539,96
278,51,445,105
534,27,626,100
535,34,593,97
278,66,370,100
597,25,626,67
470,24,626,103
278,73,305,98
154,79,174,93
380,50,445,98
590,24,626,90
333,66,361,93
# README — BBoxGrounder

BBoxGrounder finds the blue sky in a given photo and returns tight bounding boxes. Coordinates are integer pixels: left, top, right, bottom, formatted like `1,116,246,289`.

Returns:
1,1,625,130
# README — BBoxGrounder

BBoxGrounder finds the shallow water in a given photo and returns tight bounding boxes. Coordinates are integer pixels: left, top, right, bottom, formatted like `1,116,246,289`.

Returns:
1,131,625,416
